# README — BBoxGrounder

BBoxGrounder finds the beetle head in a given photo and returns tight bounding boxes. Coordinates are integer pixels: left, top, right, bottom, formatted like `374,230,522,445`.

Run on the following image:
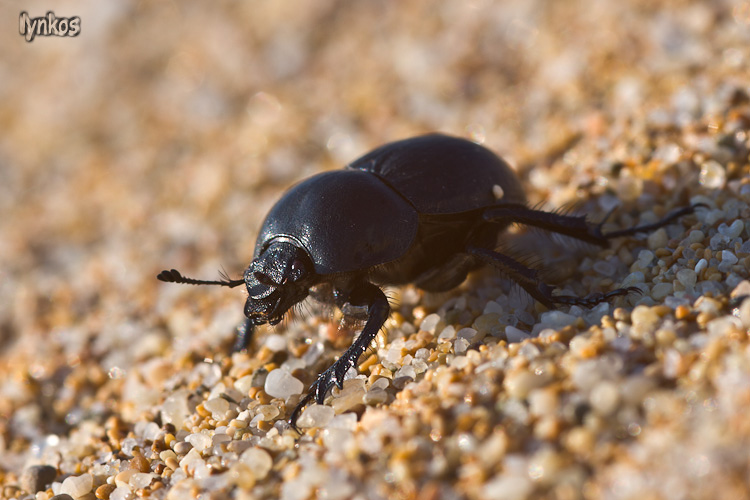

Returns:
243,240,313,326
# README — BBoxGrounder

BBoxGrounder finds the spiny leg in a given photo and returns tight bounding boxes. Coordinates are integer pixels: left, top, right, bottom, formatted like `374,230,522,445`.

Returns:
288,282,389,430
481,202,704,246
467,246,641,308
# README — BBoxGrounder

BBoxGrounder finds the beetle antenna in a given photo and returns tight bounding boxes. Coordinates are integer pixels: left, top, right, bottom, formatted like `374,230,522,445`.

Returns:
157,268,245,288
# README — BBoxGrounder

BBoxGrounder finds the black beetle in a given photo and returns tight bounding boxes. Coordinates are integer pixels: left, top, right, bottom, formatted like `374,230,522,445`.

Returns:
158,134,700,428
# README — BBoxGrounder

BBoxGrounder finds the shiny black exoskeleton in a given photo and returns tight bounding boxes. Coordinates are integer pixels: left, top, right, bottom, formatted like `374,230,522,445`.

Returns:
158,134,700,429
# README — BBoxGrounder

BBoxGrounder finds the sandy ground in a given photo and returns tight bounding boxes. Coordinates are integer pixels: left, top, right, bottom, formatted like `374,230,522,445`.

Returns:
1,1,750,499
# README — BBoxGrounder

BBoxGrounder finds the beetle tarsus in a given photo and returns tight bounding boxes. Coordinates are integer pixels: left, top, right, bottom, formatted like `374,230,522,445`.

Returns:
600,203,706,239
551,286,643,307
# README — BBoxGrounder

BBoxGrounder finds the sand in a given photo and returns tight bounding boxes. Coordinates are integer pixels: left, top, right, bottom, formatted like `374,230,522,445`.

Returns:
1,1,749,499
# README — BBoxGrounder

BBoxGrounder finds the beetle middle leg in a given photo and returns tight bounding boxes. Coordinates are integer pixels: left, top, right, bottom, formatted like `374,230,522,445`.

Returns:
466,246,639,308
289,281,389,429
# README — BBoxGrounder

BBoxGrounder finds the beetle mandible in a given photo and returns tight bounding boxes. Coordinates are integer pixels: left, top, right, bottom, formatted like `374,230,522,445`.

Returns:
158,134,700,428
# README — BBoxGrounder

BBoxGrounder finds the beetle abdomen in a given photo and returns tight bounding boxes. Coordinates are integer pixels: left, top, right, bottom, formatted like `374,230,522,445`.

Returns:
348,134,526,214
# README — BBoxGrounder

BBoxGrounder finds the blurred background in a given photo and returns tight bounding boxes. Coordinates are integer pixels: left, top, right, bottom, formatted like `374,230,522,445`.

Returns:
1,0,749,498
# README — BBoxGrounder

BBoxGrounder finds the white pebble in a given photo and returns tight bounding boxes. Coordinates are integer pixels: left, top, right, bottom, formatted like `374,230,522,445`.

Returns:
663,349,683,379
363,388,389,405
676,269,697,288
647,228,668,250
265,334,287,352
415,348,430,360
453,337,469,355
110,486,135,500
135,421,161,441
482,474,533,500
385,346,402,364
505,325,529,343
234,375,255,394
240,448,273,479
296,404,335,428
632,305,660,329
328,413,358,430
539,310,576,329
518,343,540,360
60,474,93,498
589,381,620,416
650,282,674,300
718,220,744,238
129,473,154,489
694,258,708,274
254,404,280,421
621,271,645,288
302,342,325,366
721,250,739,265
264,369,304,399
504,370,546,399
331,379,367,413
456,327,479,342
420,313,441,333
370,377,390,390
186,432,212,452
450,356,470,370
203,397,230,420
438,325,456,340
528,388,558,417
394,364,416,381
687,229,705,243
706,316,743,337
699,160,726,189
636,250,655,267
710,232,730,247
484,300,505,314
593,260,616,276
161,390,190,427
413,358,429,373
114,469,136,488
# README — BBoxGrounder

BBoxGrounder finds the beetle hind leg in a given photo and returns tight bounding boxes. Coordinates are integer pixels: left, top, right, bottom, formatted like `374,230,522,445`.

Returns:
466,246,640,308
481,202,704,246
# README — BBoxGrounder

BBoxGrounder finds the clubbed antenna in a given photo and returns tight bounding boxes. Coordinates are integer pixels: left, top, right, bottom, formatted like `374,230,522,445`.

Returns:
157,269,245,288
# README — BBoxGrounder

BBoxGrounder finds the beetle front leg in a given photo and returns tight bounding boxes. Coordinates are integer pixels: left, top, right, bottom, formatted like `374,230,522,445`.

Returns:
467,246,640,308
289,282,389,430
